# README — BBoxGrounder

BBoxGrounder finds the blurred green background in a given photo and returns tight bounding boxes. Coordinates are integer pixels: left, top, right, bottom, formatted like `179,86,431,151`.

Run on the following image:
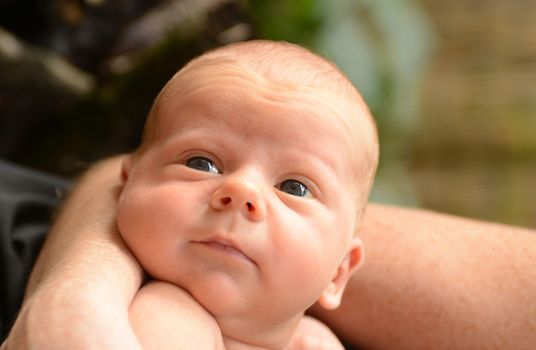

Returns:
1,0,535,228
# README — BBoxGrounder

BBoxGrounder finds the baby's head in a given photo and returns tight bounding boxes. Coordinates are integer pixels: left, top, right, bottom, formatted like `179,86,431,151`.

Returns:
117,40,378,340
138,40,377,206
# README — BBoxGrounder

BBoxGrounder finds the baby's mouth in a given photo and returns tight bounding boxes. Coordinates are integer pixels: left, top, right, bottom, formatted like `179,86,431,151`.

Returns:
194,238,256,265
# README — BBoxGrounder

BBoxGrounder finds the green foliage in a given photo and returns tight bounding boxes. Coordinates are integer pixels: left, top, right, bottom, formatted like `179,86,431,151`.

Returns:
248,0,321,48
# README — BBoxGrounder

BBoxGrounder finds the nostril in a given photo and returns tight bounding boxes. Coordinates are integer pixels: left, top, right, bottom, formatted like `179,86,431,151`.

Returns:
246,202,254,211
221,197,231,205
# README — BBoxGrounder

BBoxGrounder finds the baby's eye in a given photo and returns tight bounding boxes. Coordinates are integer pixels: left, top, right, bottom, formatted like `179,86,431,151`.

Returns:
277,179,311,198
185,156,220,174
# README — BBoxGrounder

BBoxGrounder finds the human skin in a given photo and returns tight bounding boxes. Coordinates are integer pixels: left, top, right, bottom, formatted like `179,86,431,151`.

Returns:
128,281,226,350
129,281,345,350
116,56,370,348
3,157,536,349
310,204,536,349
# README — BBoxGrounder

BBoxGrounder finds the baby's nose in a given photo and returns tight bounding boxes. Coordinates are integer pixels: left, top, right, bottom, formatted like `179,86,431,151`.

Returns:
210,177,266,221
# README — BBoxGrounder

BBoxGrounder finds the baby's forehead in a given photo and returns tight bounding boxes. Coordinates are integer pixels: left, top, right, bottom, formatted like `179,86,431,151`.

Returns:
153,41,378,175
161,47,370,125
179,42,363,105
160,59,374,147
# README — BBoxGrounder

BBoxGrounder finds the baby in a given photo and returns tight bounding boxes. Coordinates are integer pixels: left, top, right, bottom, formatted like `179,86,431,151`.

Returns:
116,40,378,349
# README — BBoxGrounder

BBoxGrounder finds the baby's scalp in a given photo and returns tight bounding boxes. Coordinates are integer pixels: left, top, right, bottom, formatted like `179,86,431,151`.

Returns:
140,40,379,223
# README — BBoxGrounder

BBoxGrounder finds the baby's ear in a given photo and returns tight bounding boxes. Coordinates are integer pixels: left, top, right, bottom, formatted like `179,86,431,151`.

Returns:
121,155,133,182
317,238,364,310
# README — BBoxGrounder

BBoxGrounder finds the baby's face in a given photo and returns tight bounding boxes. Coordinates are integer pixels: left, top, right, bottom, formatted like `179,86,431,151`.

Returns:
117,63,372,328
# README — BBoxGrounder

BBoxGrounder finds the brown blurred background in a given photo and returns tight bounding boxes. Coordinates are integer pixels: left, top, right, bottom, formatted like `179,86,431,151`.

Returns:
414,1,536,228
1,0,535,228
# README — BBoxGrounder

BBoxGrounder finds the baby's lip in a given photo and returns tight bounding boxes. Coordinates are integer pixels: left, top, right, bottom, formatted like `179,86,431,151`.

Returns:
193,236,257,265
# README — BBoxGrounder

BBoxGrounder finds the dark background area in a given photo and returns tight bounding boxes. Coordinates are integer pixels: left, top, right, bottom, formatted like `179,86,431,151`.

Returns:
0,0,263,175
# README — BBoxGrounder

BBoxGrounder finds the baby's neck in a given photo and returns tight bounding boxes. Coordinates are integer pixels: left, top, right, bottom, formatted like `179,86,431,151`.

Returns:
217,313,302,350
222,337,277,350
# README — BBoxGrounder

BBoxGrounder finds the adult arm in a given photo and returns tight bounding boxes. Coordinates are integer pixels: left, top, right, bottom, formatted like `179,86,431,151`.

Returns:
5,157,536,349
310,203,536,349
4,156,143,349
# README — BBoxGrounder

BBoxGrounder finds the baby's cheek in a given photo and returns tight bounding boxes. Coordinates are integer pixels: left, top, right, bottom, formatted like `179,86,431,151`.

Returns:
117,196,157,274
117,185,182,270
116,187,153,252
116,192,131,239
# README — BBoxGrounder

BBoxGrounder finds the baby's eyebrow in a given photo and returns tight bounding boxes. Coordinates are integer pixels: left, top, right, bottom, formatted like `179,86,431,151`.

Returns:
281,147,342,181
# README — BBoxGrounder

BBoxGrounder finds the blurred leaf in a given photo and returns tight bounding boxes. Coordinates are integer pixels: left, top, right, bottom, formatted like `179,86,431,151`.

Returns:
248,0,321,47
